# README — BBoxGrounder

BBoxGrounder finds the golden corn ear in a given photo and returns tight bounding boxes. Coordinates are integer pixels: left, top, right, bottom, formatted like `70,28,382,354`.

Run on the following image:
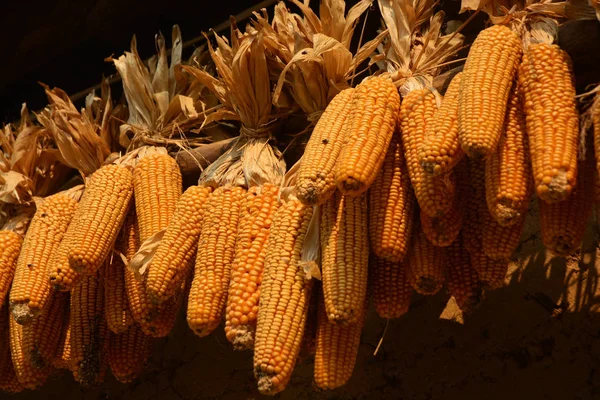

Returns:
485,82,532,226
133,153,182,242
48,239,81,292
320,191,369,324
226,184,279,350
421,72,464,175
299,289,319,360
9,316,52,389
0,231,22,310
51,310,72,370
146,185,212,304
314,293,365,390
518,43,579,203
540,151,594,256
406,226,447,295
254,198,313,395
10,192,77,324
401,88,456,217
104,257,134,334
335,75,401,196
296,88,355,205
470,247,509,290
188,186,244,338
458,25,522,158
107,324,151,383
445,235,482,313
368,134,415,261
70,269,108,387
0,304,22,393
482,215,525,260
420,196,463,247
370,255,412,319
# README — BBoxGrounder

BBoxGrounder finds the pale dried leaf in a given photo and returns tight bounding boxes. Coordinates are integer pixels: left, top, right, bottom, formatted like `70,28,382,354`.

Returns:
128,229,166,278
0,171,34,204
169,25,183,97
341,0,372,48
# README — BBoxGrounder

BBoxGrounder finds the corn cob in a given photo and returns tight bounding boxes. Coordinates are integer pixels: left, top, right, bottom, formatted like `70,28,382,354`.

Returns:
146,185,212,304
420,196,463,247
107,324,151,383
470,247,509,290
445,235,482,312
485,82,532,226
9,316,52,389
0,303,22,393
370,255,412,319
104,256,134,334
10,192,78,324
421,72,464,175
133,152,182,243
320,191,369,324
335,75,401,196
70,269,108,387
458,25,522,158
482,215,525,260
188,186,244,338
52,310,72,370
368,134,415,261
400,88,456,217
226,184,279,349
518,43,579,203
299,288,319,360
406,226,447,295
254,198,313,395
296,88,355,205
0,231,23,310
21,292,68,369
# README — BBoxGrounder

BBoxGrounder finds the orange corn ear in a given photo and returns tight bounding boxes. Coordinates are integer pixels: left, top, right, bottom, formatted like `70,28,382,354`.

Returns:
133,153,182,243
470,248,509,290
482,215,525,260
146,185,212,304
320,191,369,324
21,292,68,369
9,316,52,389
445,236,482,313
401,88,456,217
406,226,447,295
297,88,355,205
299,288,319,360
314,290,365,390
368,134,415,261
70,269,108,387
541,151,594,256
10,192,77,324
188,186,244,338
107,324,151,383
420,197,463,247
0,231,22,310
370,255,412,319
51,310,72,370
0,304,22,393
254,199,313,395
458,25,522,158
226,185,279,350
104,258,134,334
421,72,464,175
518,43,579,203
335,76,401,196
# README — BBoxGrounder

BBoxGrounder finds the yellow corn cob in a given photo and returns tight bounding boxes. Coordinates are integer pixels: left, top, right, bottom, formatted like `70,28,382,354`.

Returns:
400,88,456,217
70,269,108,387
296,88,355,205
51,311,72,370
320,191,369,324
370,255,412,319
133,153,182,243
335,75,401,196
10,192,78,324
420,197,463,247
187,186,244,338
9,316,52,389
0,231,22,310
470,247,509,290
482,215,525,260
254,198,313,395
48,239,81,292
0,304,22,393
458,25,522,158
540,150,594,256
104,256,134,334
421,72,464,175
107,324,151,383
21,292,68,369
314,292,365,390
146,185,212,304
518,43,579,203
368,134,415,261
485,82,532,226
406,226,447,295
226,184,279,349
444,235,482,312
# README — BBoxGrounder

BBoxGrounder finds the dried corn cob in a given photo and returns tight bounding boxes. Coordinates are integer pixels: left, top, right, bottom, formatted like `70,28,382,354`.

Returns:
421,72,464,175
0,303,22,393
107,324,151,383
296,88,355,205
51,310,72,370
368,134,415,261
518,43,579,202
335,76,401,196
104,256,134,334
458,25,522,158
146,185,212,304
445,236,482,312
406,226,447,295
482,215,525,260
299,288,319,360
254,198,313,394
11,191,78,323
420,197,463,247
188,186,244,338
400,88,456,217
9,316,52,389
470,247,509,290
370,255,412,319
320,191,369,324
0,231,23,310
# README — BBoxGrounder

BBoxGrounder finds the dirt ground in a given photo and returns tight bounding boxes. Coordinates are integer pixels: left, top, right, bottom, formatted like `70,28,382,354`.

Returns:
6,204,600,400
